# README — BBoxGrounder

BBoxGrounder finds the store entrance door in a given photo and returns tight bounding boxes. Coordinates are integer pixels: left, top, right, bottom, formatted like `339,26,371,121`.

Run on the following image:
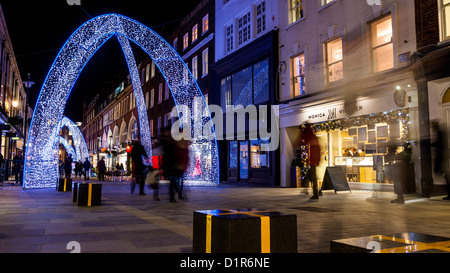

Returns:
239,141,249,180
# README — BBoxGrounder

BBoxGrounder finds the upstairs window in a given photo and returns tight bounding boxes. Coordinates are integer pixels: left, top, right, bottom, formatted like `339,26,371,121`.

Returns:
183,33,189,50
192,24,198,42
371,15,394,72
289,0,304,24
256,1,266,35
238,11,251,46
292,53,306,97
442,0,450,40
192,56,198,80
202,48,209,76
326,37,343,84
226,24,234,53
203,14,209,34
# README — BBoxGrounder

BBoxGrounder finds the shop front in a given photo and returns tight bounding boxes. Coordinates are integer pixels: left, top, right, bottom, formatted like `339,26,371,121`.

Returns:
279,79,420,192
212,30,279,186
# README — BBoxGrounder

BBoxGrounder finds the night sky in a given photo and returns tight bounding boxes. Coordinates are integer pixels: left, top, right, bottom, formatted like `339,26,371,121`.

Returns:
1,0,202,122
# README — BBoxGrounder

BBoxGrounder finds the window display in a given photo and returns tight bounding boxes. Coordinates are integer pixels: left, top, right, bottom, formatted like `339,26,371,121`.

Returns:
297,109,411,185
250,139,270,168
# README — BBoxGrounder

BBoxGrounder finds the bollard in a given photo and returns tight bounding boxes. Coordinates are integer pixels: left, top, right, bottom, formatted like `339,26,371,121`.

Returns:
76,182,102,206
57,178,72,192
193,208,297,253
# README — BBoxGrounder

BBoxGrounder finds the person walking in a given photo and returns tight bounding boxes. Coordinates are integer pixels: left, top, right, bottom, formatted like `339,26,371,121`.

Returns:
161,128,189,202
13,151,23,184
64,154,73,179
83,157,91,181
431,121,450,200
97,157,106,181
300,124,321,201
130,140,148,195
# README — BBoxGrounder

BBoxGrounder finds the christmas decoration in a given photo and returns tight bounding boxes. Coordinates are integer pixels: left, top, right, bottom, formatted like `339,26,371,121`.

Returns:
59,117,89,162
299,109,411,145
297,108,412,185
24,14,218,189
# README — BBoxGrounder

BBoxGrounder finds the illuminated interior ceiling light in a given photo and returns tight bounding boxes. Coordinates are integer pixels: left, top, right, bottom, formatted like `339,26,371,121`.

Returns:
59,116,89,162
24,14,218,189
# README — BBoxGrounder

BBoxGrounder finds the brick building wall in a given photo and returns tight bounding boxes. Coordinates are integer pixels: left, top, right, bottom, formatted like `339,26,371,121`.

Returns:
415,0,440,52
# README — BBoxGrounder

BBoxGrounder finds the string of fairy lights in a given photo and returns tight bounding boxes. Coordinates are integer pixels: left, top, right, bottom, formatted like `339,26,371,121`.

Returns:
24,14,219,189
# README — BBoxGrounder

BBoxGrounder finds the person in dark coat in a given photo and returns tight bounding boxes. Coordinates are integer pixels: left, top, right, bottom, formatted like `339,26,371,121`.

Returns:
83,157,91,181
97,157,106,181
13,151,23,184
432,121,450,200
64,154,73,179
300,124,321,200
130,140,148,195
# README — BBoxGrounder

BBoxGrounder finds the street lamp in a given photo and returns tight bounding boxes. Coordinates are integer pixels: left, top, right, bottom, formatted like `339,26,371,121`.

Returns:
22,73,35,147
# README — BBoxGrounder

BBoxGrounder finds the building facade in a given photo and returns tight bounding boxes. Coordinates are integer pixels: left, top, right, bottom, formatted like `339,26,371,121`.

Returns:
412,0,450,196
212,0,280,186
278,0,421,193
0,4,30,162
83,77,140,171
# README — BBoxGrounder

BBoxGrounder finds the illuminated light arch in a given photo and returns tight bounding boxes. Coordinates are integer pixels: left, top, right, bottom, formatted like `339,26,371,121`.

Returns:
59,136,77,161
24,14,218,189
59,117,89,162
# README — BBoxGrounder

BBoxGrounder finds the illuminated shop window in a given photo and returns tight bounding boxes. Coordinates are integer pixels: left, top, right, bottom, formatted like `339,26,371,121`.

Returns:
250,139,270,168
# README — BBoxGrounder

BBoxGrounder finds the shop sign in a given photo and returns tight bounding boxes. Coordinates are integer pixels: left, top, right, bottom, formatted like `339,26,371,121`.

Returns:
305,105,364,122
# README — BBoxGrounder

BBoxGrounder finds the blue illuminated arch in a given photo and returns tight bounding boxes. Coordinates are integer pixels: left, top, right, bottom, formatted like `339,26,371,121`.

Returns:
24,14,218,189
59,136,76,161
59,117,89,162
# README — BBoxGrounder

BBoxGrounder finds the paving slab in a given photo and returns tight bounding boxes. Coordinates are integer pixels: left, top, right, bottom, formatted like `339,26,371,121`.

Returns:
1,181,450,253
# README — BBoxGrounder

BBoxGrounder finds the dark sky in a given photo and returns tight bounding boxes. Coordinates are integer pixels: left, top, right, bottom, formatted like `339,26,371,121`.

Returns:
1,0,201,122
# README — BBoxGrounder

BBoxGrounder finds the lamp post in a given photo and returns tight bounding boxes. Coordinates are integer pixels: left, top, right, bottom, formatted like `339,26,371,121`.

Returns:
22,73,34,149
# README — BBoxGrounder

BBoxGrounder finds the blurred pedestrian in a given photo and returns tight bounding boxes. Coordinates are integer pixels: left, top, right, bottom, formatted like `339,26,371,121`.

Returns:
299,124,321,201
161,127,189,202
74,161,79,177
97,157,106,181
145,166,160,201
13,151,23,184
431,121,450,200
59,159,64,178
130,140,148,195
387,141,404,204
83,157,91,181
64,153,73,179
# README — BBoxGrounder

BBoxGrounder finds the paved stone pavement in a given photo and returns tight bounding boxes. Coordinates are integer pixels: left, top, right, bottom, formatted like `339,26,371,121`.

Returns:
1,180,450,253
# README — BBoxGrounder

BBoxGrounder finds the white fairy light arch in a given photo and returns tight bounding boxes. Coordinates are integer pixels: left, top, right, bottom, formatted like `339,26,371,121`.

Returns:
59,117,89,162
59,136,77,162
24,14,219,189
